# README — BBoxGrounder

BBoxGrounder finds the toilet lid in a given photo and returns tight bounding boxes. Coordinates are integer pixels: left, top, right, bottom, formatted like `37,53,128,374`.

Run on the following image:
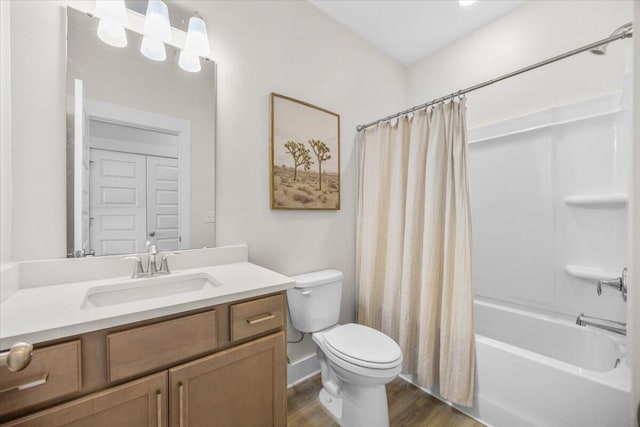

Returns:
323,324,402,368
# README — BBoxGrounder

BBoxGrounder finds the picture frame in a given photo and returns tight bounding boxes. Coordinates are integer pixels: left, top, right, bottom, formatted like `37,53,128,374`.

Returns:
270,93,341,210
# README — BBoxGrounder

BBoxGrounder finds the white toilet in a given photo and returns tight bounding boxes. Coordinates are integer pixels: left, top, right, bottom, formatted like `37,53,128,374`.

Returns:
288,270,402,427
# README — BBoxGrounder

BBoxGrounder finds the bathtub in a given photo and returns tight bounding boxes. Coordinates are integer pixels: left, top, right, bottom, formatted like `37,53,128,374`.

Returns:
402,298,631,427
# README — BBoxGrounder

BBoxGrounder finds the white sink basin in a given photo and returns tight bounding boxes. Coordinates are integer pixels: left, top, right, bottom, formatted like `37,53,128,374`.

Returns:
81,273,222,308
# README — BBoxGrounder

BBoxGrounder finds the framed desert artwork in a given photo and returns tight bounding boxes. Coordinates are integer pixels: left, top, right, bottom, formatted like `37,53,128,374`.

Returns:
270,93,340,210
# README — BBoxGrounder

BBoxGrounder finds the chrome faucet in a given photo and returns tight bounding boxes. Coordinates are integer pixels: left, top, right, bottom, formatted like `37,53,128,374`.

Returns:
597,268,628,302
576,313,626,336
123,241,177,279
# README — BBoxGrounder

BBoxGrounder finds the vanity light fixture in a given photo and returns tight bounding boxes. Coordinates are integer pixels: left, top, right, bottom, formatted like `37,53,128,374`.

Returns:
141,0,171,61
92,0,210,72
94,0,128,48
459,0,478,6
178,15,210,73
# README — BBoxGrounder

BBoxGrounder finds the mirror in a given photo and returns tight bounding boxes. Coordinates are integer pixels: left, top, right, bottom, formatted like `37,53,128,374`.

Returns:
66,7,215,257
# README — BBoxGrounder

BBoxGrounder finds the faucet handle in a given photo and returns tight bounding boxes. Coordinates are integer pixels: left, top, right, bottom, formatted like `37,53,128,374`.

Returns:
123,256,145,279
159,252,178,274
596,268,628,302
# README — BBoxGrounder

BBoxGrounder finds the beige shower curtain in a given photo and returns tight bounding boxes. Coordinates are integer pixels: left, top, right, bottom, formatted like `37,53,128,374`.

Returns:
356,99,475,406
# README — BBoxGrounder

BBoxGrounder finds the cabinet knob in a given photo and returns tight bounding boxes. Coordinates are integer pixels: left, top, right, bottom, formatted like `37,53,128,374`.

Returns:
0,342,33,372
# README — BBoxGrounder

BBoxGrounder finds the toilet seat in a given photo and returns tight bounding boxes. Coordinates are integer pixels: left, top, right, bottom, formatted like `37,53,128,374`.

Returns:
322,324,402,370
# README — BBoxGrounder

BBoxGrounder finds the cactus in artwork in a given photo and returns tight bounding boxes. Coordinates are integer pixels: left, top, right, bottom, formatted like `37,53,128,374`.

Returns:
308,139,331,190
284,141,313,181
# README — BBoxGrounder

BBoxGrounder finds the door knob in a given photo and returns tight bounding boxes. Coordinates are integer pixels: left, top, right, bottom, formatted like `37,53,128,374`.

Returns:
0,342,33,372
148,231,156,237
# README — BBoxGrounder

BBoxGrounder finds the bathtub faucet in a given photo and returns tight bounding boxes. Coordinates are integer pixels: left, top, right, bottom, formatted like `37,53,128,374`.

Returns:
576,313,626,336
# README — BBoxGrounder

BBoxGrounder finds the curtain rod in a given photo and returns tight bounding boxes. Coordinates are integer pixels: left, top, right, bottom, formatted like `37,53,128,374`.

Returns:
356,23,633,132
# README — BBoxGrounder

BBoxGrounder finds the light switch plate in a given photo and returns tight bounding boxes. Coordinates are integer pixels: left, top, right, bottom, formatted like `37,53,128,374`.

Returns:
204,211,215,223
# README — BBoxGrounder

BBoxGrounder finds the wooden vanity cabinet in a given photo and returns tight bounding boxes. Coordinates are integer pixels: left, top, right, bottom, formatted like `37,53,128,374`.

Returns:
0,292,287,427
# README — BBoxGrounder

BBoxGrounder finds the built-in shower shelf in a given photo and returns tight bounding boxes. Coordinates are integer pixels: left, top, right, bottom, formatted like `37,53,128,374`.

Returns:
564,194,628,206
565,265,619,281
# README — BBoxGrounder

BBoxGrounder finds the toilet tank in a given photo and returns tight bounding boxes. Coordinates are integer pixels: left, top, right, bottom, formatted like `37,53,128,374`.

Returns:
288,270,343,333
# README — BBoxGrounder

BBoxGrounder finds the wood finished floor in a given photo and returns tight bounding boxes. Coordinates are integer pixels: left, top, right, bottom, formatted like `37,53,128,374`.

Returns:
287,375,484,427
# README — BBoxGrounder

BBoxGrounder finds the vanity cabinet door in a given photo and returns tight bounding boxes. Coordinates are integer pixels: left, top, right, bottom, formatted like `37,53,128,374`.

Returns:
169,331,286,427
1,372,167,427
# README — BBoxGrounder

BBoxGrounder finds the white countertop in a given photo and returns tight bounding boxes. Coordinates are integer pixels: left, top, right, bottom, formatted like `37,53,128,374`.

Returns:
0,262,295,349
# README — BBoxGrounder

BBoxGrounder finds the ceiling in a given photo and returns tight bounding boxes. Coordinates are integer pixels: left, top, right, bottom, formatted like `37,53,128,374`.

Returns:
308,0,526,66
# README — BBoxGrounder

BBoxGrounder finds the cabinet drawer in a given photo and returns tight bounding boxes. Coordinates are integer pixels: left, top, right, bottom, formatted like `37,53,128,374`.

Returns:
230,294,284,342
107,310,217,383
0,340,82,417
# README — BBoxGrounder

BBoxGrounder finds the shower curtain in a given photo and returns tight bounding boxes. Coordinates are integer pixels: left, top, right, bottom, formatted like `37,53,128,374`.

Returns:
356,99,475,406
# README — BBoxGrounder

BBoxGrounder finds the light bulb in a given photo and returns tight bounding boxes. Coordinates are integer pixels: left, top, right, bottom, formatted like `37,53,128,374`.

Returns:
140,35,166,61
185,16,210,56
97,20,127,48
143,0,172,42
95,0,127,25
178,49,201,73
459,0,477,6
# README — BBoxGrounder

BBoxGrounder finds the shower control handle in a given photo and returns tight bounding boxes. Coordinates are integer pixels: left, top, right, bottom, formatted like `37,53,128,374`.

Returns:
597,268,627,302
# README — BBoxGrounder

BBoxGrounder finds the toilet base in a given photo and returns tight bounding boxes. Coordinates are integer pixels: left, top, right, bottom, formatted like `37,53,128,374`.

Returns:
318,388,343,423
318,383,391,427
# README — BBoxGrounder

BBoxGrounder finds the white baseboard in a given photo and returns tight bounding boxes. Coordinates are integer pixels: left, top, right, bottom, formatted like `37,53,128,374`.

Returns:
287,352,320,388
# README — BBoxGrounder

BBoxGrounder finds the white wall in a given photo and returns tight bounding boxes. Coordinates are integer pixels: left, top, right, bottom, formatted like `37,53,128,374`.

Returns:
179,0,406,325
407,0,633,129
10,0,68,261
1,1,12,266
7,1,406,327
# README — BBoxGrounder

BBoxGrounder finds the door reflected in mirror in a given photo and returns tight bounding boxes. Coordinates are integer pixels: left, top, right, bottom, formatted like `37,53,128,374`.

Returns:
66,7,216,257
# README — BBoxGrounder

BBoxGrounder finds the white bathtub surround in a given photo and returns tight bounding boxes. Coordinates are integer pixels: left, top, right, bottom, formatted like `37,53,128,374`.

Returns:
410,299,630,427
631,3,640,423
468,92,629,322
356,100,475,406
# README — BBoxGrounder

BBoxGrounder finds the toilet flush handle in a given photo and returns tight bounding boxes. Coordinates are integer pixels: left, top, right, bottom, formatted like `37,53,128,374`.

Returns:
301,290,313,296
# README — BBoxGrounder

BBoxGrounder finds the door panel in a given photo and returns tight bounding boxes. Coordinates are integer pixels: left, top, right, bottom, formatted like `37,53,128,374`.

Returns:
90,149,147,256
2,372,167,427
168,332,286,427
146,156,180,251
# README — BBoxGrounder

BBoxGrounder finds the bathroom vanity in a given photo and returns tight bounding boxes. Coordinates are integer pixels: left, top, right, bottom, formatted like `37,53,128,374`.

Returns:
0,246,293,426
